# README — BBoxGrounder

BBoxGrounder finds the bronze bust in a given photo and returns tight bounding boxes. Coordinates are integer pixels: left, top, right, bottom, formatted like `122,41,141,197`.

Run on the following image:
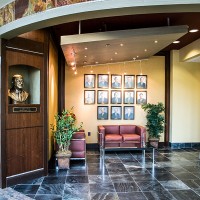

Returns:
8,74,29,104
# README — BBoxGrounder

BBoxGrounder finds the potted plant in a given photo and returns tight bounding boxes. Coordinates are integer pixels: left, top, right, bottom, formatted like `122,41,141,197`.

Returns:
51,107,83,169
142,102,165,148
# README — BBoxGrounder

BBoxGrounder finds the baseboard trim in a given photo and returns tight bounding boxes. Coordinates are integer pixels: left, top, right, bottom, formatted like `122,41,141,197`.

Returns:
169,142,200,149
86,143,99,150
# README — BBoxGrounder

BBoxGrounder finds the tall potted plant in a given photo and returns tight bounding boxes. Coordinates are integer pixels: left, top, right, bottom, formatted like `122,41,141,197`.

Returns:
51,107,82,169
142,102,165,148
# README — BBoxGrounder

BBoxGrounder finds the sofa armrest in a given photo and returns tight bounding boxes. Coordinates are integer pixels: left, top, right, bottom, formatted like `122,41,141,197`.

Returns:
98,125,105,148
136,125,146,147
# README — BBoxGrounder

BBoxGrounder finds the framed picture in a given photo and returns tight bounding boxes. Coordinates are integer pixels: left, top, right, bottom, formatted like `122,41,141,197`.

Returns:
124,106,135,120
84,90,95,104
136,75,147,89
111,106,122,120
97,74,109,88
111,74,122,89
111,90,122,104
124,75,135,89
97,106,108,120
136,91,147,104
97,90,109,104
124,90,134,104
84,74,95,88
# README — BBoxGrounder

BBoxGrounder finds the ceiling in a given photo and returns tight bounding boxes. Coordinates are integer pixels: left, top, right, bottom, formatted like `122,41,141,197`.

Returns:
51,12,200,67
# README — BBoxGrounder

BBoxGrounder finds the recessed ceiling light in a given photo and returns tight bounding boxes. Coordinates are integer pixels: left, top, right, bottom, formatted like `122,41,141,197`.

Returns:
189,29,199,33
95,61,99,64
173,41,180,44
137,56,139,58
71,61,75,66
83,61,87,64
120,43,124,47
144,49,147,52
154,40,158,43
115,52,118,55
111,58,113,61
105,44,110,47
84,55,87,58
84,47,88,50
72,66,76,70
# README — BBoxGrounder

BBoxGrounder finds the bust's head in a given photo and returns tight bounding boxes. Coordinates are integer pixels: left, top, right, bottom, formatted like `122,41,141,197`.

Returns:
12,74,24,90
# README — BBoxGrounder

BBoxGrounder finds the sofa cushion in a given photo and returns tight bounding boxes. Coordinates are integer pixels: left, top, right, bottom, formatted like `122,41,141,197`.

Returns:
104,125,120,135
105,134,122,142
120,125,136,135
121,134,140,142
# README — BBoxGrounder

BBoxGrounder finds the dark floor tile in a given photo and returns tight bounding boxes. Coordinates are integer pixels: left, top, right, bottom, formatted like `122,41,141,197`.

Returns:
154,172,178,181
91,193,119,200
89,175,111,184
160,180,189,190
110,174,134,183
26,194,35,198
131,174,155,181
135,180,164,192
64,183,89,195
171,171,198,180
106,163,129,175
169,189,200,200
164,166,187,172
35,194,62,200
48,169,68,176
182,165,200,172
42,176,66,185
14,184,40,195
37,184,64,195
126,167,150,175
118,192,146,200
147,167,168,174
88,168,109,175
181,179,200,189
21,177,44,185
114,182,140,192
63,192,90,200
65,175,88,183
143,190,176,200
105,158,122,164
89,183,115,193
67,169,88,176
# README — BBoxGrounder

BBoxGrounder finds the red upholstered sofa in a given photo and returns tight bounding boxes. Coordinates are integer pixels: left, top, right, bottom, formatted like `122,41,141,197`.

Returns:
98,125,146,149
69,131,86,160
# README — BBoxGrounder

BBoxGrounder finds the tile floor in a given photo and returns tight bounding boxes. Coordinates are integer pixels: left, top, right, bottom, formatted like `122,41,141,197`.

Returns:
11,148,200,200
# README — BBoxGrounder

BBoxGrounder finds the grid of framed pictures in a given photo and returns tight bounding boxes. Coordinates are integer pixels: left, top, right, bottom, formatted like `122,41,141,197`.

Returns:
84,74,147,120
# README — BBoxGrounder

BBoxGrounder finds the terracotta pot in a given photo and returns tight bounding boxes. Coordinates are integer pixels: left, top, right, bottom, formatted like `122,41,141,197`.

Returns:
149,138,159,148
56,151,72,169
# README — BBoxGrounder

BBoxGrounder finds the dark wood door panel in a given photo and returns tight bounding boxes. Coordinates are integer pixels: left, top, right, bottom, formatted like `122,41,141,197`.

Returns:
6,127,44,176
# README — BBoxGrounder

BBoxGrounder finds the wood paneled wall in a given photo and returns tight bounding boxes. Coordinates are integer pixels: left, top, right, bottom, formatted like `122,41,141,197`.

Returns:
1,31,49,188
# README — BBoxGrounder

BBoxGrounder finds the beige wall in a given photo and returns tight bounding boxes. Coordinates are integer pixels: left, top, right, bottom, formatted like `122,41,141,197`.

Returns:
65,56,165,144
48,39,58,159
170,50,200,143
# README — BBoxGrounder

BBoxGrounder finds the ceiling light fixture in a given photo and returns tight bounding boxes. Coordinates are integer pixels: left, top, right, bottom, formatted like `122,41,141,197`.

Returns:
144,49,147,52
84,55,87,58
189,29,199,33
105,44,110,47
71,49,78,74
84,47,88,50
173,40,180,44
115,52,118,55
154,40,158,43
120,43,124,47
90,66,93,73
95,61,99,64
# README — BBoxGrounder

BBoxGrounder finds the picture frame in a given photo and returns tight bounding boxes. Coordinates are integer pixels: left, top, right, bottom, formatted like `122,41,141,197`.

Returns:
111,90,122,104
97,90,109,104
97,106,108,120
84,90,95,104
124,90,134,104
97,74,109,88
84,74,96,88
111,106,122,120
111,74,122,89
136,91,147,105
124,106,135,120
124,75,135,89
136,75,147,89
